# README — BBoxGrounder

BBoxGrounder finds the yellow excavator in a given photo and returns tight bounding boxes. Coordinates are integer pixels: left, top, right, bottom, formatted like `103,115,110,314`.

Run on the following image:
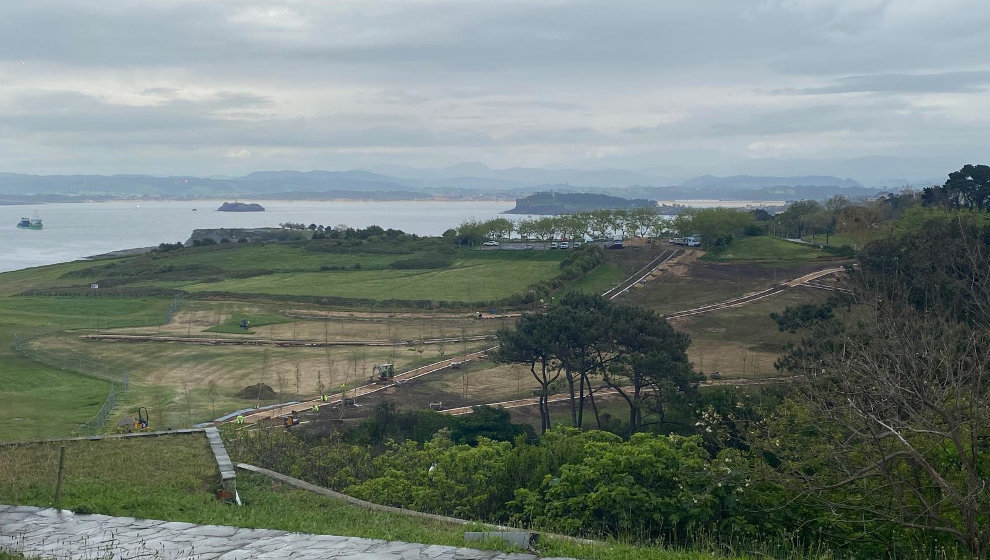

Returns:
133,407,150,431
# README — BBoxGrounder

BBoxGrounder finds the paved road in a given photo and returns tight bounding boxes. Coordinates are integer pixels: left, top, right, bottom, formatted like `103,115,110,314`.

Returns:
0,505,564,560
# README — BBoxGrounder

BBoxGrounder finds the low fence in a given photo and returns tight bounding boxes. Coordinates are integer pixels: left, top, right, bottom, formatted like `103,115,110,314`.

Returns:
13,333,130,436
78,384,117,435
10,293,184,436
13,333,129,388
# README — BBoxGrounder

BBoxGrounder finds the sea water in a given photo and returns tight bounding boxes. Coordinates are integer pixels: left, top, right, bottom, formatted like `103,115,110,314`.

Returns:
0,199,519,273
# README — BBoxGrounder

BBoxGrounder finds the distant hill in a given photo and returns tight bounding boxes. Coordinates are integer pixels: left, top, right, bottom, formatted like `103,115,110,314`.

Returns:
0,167,891,202
680,175,863,189
0,171,425,200
505,192,657,215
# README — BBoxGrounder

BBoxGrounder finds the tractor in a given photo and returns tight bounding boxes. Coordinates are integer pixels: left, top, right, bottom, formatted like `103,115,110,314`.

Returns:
372,363,395,383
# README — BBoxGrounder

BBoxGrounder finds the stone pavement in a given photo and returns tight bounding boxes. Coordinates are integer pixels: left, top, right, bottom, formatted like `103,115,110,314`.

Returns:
0,505,571,560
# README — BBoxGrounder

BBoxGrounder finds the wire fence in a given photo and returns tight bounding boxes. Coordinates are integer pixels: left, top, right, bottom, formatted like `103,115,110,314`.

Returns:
13,333,130,435
11,293,184,435
13,334,129,388
78,384,117,436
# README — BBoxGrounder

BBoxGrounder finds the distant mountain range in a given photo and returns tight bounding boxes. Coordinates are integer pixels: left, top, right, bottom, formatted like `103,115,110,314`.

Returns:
0,164,923,204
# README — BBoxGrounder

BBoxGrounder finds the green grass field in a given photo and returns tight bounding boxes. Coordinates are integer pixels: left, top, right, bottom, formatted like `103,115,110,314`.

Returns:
564,263,627,296
181,259,560,302
0,295,174,441
0,356,110,441
700,236,831,263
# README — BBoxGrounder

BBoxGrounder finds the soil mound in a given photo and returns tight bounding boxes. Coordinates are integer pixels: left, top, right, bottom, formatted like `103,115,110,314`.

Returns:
234,383,277,400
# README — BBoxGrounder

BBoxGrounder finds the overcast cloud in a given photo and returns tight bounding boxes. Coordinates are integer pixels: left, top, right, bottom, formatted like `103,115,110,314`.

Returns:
1,0,987,179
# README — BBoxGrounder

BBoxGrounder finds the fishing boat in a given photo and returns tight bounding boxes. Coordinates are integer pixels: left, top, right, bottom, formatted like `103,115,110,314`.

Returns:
16,216,43,230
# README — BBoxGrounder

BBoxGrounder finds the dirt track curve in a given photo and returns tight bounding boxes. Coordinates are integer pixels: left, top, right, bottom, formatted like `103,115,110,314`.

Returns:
211,259,845,425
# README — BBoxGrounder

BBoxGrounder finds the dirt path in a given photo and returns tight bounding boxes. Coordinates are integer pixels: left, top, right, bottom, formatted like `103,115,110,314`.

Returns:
202,262,845,425
81,333,494,347
665,267,846,319
220,347,498,425
601,249,681,300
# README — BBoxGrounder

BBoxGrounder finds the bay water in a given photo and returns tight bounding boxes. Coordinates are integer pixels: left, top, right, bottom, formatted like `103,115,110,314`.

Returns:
0,199,519,273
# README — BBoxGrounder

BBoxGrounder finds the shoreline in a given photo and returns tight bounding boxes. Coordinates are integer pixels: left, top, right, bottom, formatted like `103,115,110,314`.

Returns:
1,196,517,207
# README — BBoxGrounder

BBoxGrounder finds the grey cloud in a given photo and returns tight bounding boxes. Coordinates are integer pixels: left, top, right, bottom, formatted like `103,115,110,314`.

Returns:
1,90,494,149
0,1,988,175
788,71,990,95
3,90,271,133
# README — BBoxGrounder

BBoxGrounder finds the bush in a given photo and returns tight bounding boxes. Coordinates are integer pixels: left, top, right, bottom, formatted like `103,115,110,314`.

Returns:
822,244,855,257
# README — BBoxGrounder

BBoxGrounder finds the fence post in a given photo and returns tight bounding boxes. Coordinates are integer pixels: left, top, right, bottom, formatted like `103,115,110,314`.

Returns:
54,446,66,504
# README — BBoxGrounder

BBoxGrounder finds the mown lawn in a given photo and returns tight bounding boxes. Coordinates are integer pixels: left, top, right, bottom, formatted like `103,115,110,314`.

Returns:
154,243,404,272
0,296,171,331
181,259,561,302
0,356,110,441
564,263,627,296
700,236,830,263
0,260,111,297
0,295,173,441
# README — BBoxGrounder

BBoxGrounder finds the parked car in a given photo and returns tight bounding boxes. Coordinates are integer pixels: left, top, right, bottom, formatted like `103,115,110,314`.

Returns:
560,241,570,249
483,240,499,246
550,241,559,249
524,243,534,249
606,242,624,249
572,241,583,248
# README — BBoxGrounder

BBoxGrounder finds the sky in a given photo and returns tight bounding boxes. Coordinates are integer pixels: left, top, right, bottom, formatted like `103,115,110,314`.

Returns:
1,0,988,180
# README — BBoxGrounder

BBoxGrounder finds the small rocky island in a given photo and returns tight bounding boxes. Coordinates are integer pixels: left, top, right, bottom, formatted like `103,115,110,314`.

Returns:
217,201,265,212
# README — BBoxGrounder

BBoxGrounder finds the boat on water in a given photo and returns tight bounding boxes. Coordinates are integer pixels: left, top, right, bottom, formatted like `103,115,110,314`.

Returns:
16,216,43,230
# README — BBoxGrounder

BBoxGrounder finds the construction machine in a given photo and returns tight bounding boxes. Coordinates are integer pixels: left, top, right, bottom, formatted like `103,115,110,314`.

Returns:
133,407,149,431
372,363,395,383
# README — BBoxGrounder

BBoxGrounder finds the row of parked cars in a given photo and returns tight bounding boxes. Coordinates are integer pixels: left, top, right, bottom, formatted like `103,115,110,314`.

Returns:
483,240,624,249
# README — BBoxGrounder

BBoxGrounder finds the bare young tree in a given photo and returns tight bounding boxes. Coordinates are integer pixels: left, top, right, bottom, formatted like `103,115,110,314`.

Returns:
207,380,219,418
294,361,302,401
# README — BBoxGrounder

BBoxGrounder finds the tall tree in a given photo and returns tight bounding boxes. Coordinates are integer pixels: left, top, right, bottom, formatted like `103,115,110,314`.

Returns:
604,305,699,434
923,164,990,212
495,315,561,433
776,200,821,239
588,209,615,240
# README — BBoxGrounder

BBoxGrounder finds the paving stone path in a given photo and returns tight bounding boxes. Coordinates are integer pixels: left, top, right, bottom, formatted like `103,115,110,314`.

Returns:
0,505,569,560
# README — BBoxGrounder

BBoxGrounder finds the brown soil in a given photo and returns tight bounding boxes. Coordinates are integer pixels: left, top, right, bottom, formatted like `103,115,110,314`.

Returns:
234,383,278,400
663,249,701,278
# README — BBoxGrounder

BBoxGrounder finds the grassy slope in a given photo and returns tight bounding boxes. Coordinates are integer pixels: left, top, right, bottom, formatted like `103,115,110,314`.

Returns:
564,263,626,296
700,236,831,263
671,288,832,377
0,241,564,439
621,237,844,393
0,436,735,560
0,288,172,441
181,259,559,302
